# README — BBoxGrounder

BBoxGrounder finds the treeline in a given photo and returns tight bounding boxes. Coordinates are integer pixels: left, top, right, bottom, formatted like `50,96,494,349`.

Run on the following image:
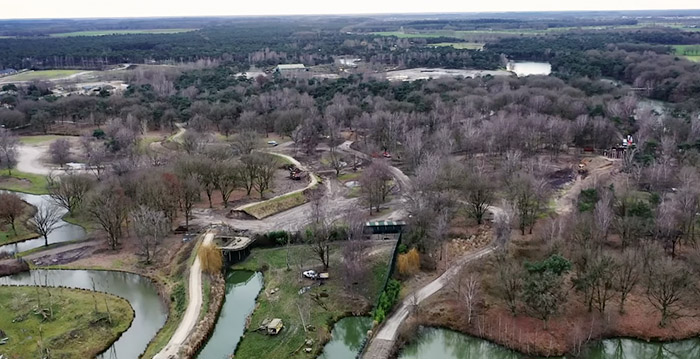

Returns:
0,21,499,71
486,30,700,108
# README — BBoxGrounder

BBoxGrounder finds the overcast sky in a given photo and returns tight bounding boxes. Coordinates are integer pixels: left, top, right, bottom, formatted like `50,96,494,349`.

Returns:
2,0,698,19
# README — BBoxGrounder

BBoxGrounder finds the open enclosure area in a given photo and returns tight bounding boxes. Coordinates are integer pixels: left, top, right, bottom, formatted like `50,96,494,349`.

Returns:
0,286,133,359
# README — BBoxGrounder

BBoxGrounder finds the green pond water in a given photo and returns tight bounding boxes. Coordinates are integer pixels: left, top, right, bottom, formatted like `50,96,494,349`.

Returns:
197,270,263,359
319,316,373,359
399,328,700,359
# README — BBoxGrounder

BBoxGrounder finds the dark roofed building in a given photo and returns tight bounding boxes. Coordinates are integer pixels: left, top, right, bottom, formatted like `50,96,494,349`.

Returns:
0,68,17,77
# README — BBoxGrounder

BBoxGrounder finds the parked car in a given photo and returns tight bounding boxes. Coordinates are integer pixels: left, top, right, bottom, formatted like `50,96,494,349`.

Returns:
302,270,318,279
267,140,279,146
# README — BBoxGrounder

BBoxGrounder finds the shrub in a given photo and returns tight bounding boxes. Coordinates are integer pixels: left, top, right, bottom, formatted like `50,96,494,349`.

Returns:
172,282,187,313
199,243,223,275
373,279,402,323
397,248,420,276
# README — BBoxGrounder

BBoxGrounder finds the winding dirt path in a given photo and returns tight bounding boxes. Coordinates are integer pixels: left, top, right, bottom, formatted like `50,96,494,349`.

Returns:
234,149,319,212
153,231,213,359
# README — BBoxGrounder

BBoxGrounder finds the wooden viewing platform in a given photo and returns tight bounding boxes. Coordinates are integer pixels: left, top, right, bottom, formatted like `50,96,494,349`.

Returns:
216,236,255,261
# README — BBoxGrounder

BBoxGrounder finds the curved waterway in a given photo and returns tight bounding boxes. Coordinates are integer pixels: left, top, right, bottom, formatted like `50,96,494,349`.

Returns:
319,316,373,359
399,328,700,359
0,269,167,359
0,191,86,254
197,271,263,359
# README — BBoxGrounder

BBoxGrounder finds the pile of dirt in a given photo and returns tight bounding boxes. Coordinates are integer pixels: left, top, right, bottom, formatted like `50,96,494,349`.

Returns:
0,176,32,188
31,246,94,266
0,258,29,277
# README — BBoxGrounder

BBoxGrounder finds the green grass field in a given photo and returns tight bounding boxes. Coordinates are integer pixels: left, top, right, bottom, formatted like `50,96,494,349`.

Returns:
0,286,133,359
372,31,445,38
232,244,391,358
428,42,485,50
672,44,700,62
19,135,64,145
1,70,84,82
244,191,308,219
0,169,49,195
50,28,196,37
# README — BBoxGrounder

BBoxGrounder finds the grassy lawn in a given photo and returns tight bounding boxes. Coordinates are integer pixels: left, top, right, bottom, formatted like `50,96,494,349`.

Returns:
19,135,63,145
672,44,700,62
0,286,133,359
428,42,485,50
244,191,308,219
372,31,444,38
0,169,49,195
0,70,84,82
337,172,361,182
50,28,196,37
232,244,391,358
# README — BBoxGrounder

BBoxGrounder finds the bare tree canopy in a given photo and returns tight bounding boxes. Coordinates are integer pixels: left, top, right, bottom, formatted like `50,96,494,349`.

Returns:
0,129,18,175
0,192,25,235
85,181,130,250
49,138,72,167
28,203,63,247
131,205,169,263
47,174,94,216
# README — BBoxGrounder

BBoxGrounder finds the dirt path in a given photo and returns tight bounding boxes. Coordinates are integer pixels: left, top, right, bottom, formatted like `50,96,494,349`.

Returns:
16,144,52,175
171,123,186,143
154,231,213,359
554,156,617,215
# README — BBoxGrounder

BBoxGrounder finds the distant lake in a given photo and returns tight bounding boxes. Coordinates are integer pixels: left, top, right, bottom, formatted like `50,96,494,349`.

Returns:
507,62,552,77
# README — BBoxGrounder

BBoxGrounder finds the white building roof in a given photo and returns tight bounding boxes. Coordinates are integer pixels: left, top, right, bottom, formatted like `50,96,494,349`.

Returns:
276,64,306,70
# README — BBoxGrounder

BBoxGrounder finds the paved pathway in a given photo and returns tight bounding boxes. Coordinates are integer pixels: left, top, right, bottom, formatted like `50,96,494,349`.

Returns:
153,231,213,359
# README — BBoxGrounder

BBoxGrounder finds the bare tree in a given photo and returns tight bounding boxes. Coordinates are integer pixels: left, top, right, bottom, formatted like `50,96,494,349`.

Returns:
457,269,481,325
593,189,613,246
494,251,522,316
646,256,694,327
48,138,71,167
0,192,25,235
462,165,495,225
252,154,278,199
305,190,334,270
614,248,640,314
231,130,259,155
179,175,201,230
130,206,169,263
86,182,130,249
47,174,94,216
0,128,18,175
509,172,549,235
28,204,63,247
213,160,239,208
493,203,514,247
342,208,368,293
181,130,207,154
359,160,394,214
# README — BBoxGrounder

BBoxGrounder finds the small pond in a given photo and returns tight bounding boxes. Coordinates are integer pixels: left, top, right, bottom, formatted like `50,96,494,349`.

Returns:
399,327,700,359
318,316,373,359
